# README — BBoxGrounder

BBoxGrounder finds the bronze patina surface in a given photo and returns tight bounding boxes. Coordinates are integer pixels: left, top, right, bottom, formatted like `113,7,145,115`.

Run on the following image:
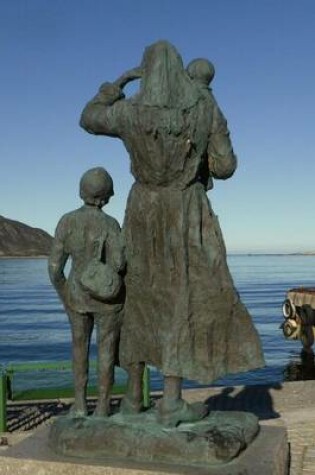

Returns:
48,41,268,469
80,41,264,425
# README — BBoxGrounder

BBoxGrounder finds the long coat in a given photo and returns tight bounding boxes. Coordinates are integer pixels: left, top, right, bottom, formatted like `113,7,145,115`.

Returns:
80,43,264,383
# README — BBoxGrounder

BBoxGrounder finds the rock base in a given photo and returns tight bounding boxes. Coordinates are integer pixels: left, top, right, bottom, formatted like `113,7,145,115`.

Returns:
49,410,259,466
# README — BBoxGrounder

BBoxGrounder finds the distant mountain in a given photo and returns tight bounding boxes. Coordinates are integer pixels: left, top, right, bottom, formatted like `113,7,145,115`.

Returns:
0,215,53,257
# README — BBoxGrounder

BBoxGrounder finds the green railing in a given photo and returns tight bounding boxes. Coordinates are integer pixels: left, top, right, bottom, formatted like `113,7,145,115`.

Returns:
0,372,6,432
0,362,150,433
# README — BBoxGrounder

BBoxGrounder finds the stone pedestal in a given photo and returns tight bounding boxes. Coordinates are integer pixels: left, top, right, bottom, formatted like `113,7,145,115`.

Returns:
0,420,289,475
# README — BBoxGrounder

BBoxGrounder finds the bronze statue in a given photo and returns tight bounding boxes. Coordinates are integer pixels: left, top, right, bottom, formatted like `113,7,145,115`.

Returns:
80,41,264,427
48,167,125,417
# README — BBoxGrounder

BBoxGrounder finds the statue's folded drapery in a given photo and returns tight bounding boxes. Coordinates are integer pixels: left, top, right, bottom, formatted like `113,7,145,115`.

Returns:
80,41,264,383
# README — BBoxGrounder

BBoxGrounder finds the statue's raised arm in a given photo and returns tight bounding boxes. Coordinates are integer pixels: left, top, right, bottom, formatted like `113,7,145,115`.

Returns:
80,67,141,137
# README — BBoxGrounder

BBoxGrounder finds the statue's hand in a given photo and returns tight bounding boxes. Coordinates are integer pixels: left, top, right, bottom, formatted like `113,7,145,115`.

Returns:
58,282,74,314
99,82,123,96
96,82,125,104
56,280,69,304
208,155,215,174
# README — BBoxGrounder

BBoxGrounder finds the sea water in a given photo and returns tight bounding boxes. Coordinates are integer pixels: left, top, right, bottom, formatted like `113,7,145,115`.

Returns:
0,255,314,391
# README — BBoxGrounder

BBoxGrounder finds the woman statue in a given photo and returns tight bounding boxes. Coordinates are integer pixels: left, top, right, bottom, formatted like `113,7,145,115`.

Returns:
80,41,264,427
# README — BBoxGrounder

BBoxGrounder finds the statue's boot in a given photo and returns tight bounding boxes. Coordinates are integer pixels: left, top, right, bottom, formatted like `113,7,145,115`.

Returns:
120,362,145,414
69,402,88,418
157,399,208,427
157,375,208,427
93,398,110,417
120,395,143,414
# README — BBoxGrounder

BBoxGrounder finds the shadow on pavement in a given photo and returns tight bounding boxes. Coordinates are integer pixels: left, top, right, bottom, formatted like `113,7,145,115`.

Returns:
205,384,282,420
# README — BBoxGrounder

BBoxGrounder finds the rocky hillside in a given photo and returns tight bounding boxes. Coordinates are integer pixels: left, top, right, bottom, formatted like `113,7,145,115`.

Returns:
0,215,53,257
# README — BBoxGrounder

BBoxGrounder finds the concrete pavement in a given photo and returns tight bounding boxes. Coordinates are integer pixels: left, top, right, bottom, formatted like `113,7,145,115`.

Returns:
2,380,315,474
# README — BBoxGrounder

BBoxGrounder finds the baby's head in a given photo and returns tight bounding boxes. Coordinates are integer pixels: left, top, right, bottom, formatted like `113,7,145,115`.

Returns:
79,167,114,208
187,58,215,87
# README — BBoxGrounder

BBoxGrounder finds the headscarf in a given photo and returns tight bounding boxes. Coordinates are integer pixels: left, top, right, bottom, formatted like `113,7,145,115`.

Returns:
137,41,202,110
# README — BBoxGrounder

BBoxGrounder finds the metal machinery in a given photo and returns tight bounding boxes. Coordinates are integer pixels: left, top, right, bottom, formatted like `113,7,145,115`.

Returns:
281,288,315,351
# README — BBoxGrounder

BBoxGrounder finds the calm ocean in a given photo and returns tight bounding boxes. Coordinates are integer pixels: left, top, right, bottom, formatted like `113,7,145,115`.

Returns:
0,255,314,392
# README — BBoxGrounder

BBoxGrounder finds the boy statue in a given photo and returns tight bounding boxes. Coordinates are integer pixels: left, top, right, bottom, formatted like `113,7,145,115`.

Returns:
48,167,125,417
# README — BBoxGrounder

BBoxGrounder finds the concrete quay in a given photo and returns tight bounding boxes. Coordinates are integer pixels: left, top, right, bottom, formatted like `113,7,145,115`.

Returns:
184,381,315,475
2,380,315,474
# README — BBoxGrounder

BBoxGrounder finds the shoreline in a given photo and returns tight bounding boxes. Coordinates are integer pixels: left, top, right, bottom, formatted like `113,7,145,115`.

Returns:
0,255,49,260
0,254,314,260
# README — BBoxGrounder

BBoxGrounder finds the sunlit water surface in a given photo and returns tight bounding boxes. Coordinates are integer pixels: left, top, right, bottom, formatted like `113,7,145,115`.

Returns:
0,255,314,391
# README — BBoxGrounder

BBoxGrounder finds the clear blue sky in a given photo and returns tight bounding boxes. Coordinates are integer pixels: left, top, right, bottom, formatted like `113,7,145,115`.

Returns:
1,0,314,253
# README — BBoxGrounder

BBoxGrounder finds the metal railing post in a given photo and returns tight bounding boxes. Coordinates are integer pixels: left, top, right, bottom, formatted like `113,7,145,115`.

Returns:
0,372,7,432
142,365,150,408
